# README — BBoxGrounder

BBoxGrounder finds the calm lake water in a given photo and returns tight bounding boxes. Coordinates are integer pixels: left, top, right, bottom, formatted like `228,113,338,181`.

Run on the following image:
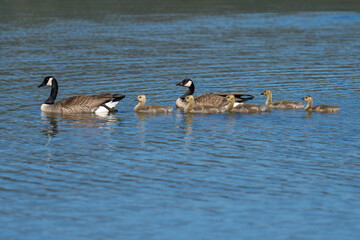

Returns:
1,1,360,239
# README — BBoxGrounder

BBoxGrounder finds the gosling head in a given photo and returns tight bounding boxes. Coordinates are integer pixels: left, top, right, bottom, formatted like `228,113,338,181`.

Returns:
185,95,195,104
38,76,55,88
301,95,313,103
135,94,147,103
261,89,271,96
225,94,235,102
176,78,193,88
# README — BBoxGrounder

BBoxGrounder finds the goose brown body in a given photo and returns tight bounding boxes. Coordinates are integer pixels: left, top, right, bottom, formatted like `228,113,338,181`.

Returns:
184,95,224,114
176,79,254,108
261,89,304,109
40,94,122,114
38,76,125,114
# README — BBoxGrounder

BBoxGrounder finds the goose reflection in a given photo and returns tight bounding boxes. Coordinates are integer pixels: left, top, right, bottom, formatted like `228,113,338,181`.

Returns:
41,112,119,138
41,113,59,138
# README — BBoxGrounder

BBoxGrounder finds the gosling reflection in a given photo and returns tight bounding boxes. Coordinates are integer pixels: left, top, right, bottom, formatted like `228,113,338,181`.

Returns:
184,112,195,124
134,112,169,121
174,111,198,150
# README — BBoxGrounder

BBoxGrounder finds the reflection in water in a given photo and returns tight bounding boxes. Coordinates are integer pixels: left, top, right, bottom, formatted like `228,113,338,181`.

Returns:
134,111,172,121
174,111,194,151
40,112,119,139
305,111,313,117
135,117,147,149
40,112,121,163
134,112,175,149
40,113,58,164
41,113,59,139
183,113,194,150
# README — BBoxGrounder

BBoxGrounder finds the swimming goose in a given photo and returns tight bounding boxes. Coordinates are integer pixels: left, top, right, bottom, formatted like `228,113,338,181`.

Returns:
38,76,125,114
134,95,173,113
176,78,254,108
184,95,225,114
225,95,266,113
301,95,340,113
261,89,304,109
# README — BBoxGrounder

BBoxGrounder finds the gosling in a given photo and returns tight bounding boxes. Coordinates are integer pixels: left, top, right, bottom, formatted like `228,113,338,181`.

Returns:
225,95,266,113
134,95,173,113
184,95,224,114
261,89,304,109
301,95,340,113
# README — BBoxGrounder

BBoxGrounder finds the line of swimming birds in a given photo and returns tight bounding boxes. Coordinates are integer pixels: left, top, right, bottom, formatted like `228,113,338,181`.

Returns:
38,76,340,115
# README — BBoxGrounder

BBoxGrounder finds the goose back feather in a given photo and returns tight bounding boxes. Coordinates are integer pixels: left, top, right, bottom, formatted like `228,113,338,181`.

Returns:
184,95,224,114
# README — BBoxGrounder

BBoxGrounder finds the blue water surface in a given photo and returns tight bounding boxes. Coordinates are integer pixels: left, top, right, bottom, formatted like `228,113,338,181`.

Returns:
1,1,360,239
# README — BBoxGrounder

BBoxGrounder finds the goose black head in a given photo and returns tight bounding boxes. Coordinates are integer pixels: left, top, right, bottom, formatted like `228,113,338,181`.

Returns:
38,76,56,88
176,78,193,87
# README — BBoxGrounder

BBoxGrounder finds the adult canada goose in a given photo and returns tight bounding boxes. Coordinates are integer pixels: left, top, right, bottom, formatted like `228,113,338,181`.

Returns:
134,95,173,113
38,76,126,114
261,89,304,109
301,95,340,113
225,95,266,113
184,95,225,114
176,78,254,108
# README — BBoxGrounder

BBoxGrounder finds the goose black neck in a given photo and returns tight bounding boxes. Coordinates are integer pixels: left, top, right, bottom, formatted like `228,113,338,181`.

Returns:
180,83,195,100
44,79,58,104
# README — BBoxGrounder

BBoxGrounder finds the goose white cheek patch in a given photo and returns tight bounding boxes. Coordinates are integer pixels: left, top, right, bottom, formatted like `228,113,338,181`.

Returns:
184,81,192,87
47,78,53,86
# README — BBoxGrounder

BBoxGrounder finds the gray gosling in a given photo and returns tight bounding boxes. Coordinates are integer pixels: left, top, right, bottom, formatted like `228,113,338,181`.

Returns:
301,95,340,113
184,95,225,114
134,95,173,113
261,89,304,109
176,78,254,108
225,95,266,113
38,76,125,114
